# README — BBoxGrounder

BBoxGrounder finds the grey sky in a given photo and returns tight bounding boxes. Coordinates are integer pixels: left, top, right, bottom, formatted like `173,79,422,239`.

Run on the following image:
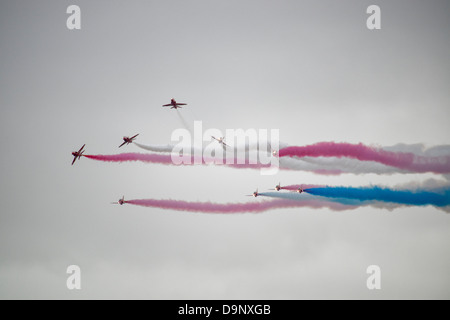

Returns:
0,0,449,299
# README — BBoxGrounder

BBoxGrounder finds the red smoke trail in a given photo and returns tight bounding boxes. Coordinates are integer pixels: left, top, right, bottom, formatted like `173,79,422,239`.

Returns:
84,153,174,164
278,142,450,174
125,198,356,213
84,153,268,169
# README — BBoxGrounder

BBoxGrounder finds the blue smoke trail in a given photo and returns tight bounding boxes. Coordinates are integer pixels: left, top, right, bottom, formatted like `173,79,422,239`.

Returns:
303,187,450,207
260,192,390,207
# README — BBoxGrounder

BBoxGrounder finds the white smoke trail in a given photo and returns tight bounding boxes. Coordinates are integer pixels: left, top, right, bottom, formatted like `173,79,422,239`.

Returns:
134,140,286,156
383,143,450,156
392,178,450,192
176,109,193,133
134,142,174,153
280,157,406,175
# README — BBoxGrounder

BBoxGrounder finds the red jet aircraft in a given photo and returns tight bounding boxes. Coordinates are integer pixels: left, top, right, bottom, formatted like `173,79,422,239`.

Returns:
162,98,187,109
71,144,85,165
211,136,228,148
119,134,139,148
246,189,259,197
111,196,125,205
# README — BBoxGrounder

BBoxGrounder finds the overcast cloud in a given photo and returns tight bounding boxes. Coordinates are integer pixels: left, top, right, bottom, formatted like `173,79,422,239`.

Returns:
0,0,449,299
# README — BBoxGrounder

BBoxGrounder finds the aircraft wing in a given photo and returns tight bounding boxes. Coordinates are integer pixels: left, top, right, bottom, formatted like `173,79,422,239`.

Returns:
162,104,172,107
118,141,127,148
131,134,139,140
71,156,77,166
78,144,85,153
176,103,187,106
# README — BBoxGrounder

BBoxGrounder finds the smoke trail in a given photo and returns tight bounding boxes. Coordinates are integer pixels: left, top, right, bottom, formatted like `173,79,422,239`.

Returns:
134,142,206,156
176,109,193,133
84,148,449,176
258,191,450,212
281,184,326,191
134,142,174,153
259,191,371,207
125,198,357,213
133,140,450,175
384,144,450,157
132,142,398,175
84,153,269,169
134,140,284,155
303,186,450,207
85,153,175,165
124,191,450,213
132,144,368,175
280,157,405,175
83,153,407,175
279,142,450,174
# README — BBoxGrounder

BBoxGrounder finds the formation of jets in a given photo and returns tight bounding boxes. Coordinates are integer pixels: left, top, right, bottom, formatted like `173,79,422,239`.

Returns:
71,98,188,164
71,98,189,205
71,98,303,205
119,134,139,148
162,98,187,109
